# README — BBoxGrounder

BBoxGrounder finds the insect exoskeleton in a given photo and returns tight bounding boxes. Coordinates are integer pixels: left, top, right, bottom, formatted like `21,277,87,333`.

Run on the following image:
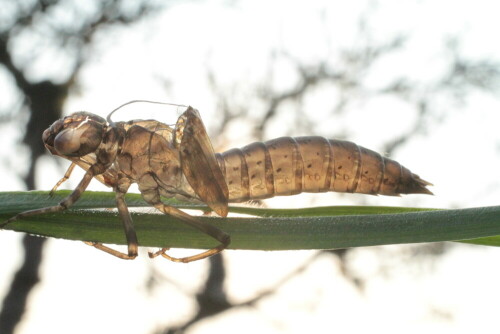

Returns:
3,101,432,263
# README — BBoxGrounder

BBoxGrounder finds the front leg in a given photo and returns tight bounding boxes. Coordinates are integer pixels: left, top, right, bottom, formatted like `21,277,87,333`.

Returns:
1,168,94,228
49,162,77,196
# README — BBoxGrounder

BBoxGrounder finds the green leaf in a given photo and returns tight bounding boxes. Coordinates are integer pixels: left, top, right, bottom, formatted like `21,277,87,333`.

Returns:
1,191,499,250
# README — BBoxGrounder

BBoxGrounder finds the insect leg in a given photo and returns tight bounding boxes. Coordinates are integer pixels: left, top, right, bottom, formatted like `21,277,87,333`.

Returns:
148,202,230,263
116,189,139,257
84,180,138,260
1,169,94,228
148,247,170,258
49,162,77,196
84,242,137,260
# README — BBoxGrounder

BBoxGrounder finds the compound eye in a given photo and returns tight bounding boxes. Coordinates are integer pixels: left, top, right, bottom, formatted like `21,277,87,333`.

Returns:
54,127,84,156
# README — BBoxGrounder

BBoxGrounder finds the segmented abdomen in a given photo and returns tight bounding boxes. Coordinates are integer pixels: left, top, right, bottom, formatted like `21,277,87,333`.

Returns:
215,136,432,203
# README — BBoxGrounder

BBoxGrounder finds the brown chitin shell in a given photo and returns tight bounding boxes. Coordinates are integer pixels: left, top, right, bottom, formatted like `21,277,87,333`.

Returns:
216,136,432,202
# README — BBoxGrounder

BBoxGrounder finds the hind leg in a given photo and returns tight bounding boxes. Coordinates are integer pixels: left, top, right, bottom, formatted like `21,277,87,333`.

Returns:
144,194,230,263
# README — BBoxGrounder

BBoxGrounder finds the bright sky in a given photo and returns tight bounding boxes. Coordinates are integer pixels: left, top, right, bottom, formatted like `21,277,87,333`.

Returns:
1,0,500,333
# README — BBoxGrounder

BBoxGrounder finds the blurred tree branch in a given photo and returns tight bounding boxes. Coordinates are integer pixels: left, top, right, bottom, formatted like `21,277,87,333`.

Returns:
207,29,500,155
0,1,161,333
201,9,500,325
382,38,500,155
154,252,323,334
1,1,499,332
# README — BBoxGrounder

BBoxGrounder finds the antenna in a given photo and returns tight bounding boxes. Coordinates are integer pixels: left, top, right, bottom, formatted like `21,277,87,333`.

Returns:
106,100,188,123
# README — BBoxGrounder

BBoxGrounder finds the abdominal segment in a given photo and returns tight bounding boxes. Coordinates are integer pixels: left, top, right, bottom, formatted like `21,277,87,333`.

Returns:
215,136,432,203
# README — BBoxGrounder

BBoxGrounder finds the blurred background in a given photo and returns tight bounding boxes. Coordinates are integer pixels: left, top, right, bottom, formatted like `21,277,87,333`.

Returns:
1,0,500,333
